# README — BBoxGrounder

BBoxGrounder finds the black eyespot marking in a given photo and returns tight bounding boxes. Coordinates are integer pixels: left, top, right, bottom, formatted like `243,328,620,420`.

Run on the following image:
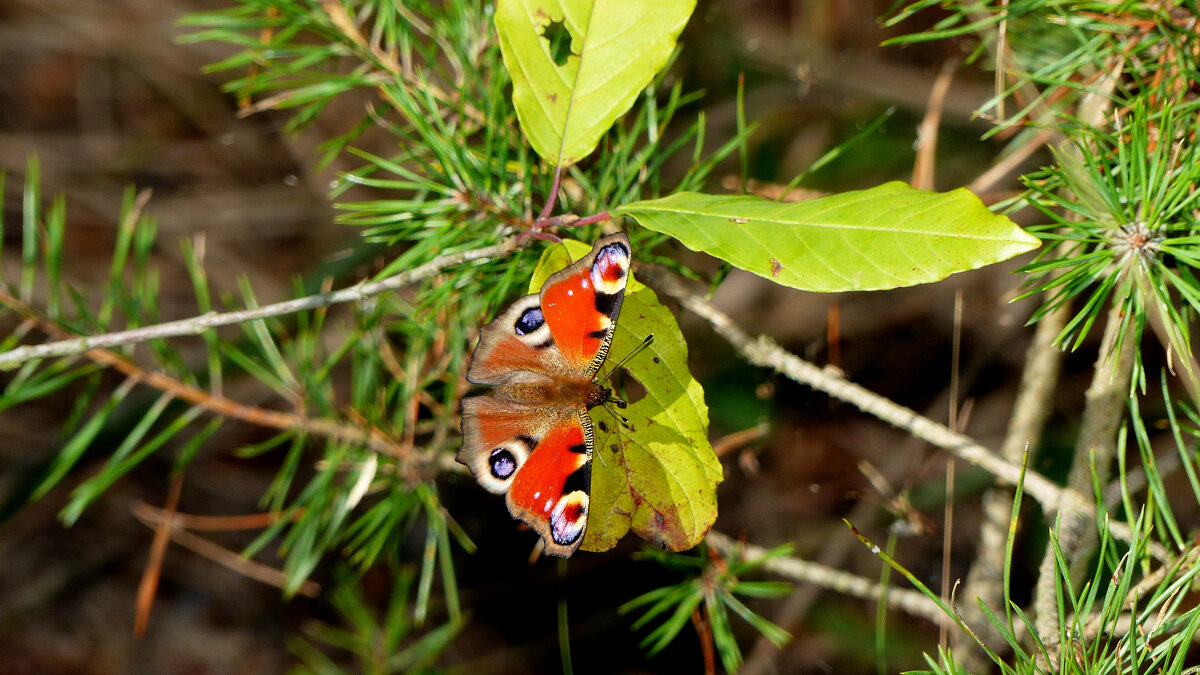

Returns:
516,435,537,451
587,328,609,340
489,448,517,479
514,307,544,335
568,442,588,454
594,291,618,317
532,335,556,350
561,463,590,496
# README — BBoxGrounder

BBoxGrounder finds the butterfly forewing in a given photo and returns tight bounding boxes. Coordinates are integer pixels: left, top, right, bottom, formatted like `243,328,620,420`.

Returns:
458,233,631,557
539,234,629,375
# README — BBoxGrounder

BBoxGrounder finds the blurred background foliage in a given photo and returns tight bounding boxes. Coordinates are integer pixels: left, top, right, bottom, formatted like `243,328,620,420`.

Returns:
0,0,1175,673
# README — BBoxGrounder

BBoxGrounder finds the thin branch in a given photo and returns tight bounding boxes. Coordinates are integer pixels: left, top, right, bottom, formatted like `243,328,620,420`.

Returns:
0,288,414,461
134,472,183,637
0,238,519,466
967,127,1054,196
691,604,716,675
571,211,614,228
711,423,769,458
1033,304,1136,653
706,531,945,625
956,299,1068,657
536,165,563,224
911,60,957,191
133,502,320,598
651,270,1164,562
0,237,517,368
652,271,1058,505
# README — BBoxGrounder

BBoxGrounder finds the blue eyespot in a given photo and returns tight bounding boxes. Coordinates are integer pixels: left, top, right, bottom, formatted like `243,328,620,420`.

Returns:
490,448,517,479
514,307,544,335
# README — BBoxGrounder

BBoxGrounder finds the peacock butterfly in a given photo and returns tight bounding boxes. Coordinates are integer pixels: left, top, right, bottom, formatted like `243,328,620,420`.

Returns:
458,232,630,557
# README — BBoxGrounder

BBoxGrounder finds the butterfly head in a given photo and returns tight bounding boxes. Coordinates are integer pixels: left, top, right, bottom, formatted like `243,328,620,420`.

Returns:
586,382,627,410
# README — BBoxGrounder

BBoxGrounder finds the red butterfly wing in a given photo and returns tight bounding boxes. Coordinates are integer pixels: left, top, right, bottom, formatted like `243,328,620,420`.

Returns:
506,413,592,556
540,232,630,374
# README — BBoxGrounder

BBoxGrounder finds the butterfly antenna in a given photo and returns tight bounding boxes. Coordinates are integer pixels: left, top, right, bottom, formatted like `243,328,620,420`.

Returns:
593,336,651,466
601,333,655,381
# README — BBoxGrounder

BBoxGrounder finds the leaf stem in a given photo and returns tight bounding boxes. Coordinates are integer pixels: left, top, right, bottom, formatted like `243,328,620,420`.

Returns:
537,165,564,224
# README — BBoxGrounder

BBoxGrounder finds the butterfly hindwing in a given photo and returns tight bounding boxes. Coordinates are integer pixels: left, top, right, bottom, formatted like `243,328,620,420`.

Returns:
459,396,551,495
461,397,594,556
458,232,630,558
506,411,593,557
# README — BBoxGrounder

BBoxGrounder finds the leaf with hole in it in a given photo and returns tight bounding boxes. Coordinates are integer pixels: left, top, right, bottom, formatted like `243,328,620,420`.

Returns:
618,182,1041,292
529,240,720,553
495,0,696,168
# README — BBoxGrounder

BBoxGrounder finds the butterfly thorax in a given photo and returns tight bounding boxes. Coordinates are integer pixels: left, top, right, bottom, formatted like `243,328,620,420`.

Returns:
496,376,608,409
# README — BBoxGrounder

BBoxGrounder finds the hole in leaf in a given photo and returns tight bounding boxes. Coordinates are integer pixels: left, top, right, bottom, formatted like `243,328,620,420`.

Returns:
541,20,572,66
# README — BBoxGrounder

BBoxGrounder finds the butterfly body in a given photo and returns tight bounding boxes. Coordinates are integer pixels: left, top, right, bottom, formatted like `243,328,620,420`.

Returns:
459,233,631,557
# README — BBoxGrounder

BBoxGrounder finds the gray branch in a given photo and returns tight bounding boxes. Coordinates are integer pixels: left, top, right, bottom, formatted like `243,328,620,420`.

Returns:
0,238,518,370
706,531,945,625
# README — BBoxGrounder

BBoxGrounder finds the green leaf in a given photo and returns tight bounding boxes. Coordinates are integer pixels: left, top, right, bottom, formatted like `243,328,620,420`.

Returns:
528,238,721,553
495,0,696,168
619,182,1042,292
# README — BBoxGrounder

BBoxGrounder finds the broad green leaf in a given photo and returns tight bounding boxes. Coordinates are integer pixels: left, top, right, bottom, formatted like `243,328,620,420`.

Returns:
584,280,720,552
619,182,1042,292
495,0,696,168
530,239,721,552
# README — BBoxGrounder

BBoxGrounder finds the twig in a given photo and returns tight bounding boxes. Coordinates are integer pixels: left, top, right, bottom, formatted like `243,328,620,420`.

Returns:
1033,304,1136,654
536,166,563,224
692,604,716,675
956,300,1068,657
705,531,945,625
711,424,769,458
133,502,320,598
0,237,518,369
141,510,297,532
651,270,1164,562
0,288,414,462
911,60,957,191
653,272,1058,504
967,127,1054,196
134,472,183,637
